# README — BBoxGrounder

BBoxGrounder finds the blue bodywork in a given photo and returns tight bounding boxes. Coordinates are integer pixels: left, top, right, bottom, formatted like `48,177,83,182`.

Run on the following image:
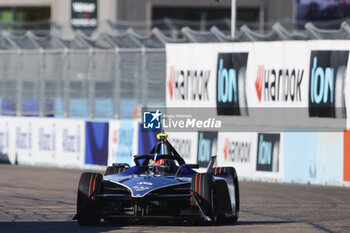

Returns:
104,165,195,197
74,134,239,225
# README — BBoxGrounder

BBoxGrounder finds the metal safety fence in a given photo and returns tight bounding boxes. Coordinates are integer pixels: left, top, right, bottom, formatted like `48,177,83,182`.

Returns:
0,29,171,119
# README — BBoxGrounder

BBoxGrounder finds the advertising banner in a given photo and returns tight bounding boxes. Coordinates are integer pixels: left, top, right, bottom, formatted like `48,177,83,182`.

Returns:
71,0,98,31
8,117,34,165
0,117,12,164
197,131,218,168
108,119,138,166
30,118,85,167
166,43,220,108
308,50,348,118
256,133,280,172
85,121,109,166
54,119,85,167
217,132,257,178
246,41,309,108
216,52,249,116
168,132,198,164
284,131,317,184
308,40,350,121
32,118,57,166
252,132,284,179
167,41,350,129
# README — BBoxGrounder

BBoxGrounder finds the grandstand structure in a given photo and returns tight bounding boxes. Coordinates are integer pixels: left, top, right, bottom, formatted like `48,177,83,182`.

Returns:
0,18,349,119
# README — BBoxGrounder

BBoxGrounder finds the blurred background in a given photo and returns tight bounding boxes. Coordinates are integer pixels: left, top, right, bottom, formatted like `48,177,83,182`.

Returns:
0,0,349,186
0,2,350,232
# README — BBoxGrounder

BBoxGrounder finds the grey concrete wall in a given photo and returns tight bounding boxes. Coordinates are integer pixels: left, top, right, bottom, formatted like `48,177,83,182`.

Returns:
0,0,117,39
116,0,147,21
115,0,294,27
0,0,295,37
265,0,295,22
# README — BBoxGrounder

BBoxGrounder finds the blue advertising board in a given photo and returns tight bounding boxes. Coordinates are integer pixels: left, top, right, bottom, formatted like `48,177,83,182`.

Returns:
138,123,162,155
85,121,108,166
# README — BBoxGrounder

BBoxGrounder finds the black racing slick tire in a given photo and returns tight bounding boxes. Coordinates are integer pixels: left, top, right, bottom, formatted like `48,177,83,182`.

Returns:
104,166,127,175
191,173,216,222
76,172,102,226
213,167,240,222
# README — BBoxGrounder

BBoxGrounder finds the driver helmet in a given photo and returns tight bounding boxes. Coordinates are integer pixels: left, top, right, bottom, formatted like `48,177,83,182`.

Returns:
148,158,166,166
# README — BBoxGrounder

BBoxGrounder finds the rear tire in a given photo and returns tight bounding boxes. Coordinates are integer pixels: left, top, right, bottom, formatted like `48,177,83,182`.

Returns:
191,173,216,222
77,172,102,226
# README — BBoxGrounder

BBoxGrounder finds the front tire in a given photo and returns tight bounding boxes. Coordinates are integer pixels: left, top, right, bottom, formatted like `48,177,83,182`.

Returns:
213,167,239,223
191,173,216,222
76,172,102,226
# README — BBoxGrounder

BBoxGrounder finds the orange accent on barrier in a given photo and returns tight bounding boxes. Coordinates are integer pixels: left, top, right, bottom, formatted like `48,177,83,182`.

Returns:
214,168,217,175
344,131,350,181
219,167,222,174
88,174,94,197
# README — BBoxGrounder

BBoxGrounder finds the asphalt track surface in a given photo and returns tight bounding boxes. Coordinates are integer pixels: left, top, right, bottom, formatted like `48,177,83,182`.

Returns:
0,165,349,233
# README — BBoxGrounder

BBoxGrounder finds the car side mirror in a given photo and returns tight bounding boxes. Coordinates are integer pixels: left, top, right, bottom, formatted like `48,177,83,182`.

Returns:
206,155,217,173
175,164,199,177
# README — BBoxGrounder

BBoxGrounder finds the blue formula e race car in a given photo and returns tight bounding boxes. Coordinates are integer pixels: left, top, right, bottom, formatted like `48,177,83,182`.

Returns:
73,133,239,225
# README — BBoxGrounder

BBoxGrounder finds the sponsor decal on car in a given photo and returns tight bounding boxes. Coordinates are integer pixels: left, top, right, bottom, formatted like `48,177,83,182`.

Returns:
132,185,151,192
137,182,153,186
